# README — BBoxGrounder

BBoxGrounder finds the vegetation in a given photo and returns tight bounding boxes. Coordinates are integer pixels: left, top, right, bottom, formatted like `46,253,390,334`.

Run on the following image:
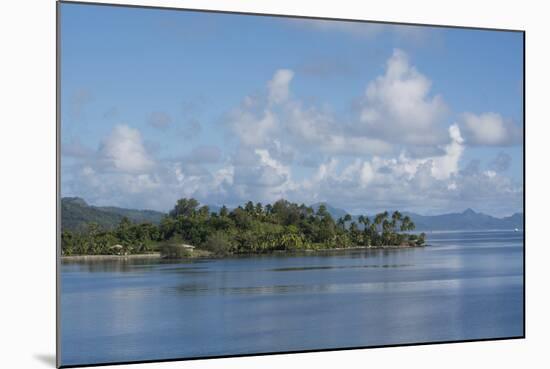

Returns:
61,198,426,257
61,197,164,232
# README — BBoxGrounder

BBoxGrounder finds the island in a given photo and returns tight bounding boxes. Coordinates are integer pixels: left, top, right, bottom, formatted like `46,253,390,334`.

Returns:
61,198,426,258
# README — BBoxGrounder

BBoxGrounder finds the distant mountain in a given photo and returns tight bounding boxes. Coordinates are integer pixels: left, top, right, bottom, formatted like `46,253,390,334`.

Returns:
97,206,165,224
304,203,523,231
307,202,523,231
62,197,523,232
61,197,165,232
310,202,349,219
402,208,523,231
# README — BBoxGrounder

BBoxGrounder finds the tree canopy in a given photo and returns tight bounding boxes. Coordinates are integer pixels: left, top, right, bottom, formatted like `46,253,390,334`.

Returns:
61,198,425,256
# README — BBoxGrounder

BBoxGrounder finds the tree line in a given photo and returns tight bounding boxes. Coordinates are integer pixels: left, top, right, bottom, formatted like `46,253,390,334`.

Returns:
61,198,426,256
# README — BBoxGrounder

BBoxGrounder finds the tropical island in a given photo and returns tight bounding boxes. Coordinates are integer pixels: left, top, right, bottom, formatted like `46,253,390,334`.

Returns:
61,198,426,258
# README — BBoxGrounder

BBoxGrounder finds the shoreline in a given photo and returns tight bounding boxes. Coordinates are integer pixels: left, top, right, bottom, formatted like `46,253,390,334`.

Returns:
61,253,162,261
61,245,426,261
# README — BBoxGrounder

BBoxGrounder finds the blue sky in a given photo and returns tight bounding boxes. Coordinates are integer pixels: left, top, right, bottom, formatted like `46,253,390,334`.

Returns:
60,3,524,216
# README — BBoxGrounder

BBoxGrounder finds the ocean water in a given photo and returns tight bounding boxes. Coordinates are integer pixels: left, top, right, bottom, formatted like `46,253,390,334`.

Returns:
60,230,524,366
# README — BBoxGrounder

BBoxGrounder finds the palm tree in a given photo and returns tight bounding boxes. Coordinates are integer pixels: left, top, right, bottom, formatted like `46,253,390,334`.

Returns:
220,205,228,217
350,222,360,245
374,212,388,235
245,201,255,214
400,216,415,232
359,216,371,246
391,211,402,232
316,204,327,218
255,202,263,216
337,217,345,230
364,216,371,229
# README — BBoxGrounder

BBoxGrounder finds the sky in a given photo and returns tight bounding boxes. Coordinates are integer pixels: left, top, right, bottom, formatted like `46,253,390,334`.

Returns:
59,3,524,217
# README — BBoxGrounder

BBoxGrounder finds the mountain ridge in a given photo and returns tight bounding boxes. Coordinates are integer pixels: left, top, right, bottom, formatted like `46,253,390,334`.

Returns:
61,197,523,232
61,197,165,232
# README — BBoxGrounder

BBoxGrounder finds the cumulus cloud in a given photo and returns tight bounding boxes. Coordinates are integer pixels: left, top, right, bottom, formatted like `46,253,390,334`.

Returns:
430,124,464,180
268,69,294,105
98,124,154,173
65,133,225,210
228,107,278,147
227,68,392,157
227,51,454,160
63,53,522,216
64,122,522,215
284,101,393,155
281,124,521,215
460,112,522,146
359,49,448,145
214,147,295,205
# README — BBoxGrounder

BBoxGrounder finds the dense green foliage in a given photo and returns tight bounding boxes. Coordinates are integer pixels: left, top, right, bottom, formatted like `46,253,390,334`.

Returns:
61,197,164,232
61,217,159,256
61,198,425,256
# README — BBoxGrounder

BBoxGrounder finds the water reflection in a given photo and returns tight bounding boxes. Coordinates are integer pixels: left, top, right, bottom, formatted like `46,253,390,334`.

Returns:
270,264,412,272
60,231,524,366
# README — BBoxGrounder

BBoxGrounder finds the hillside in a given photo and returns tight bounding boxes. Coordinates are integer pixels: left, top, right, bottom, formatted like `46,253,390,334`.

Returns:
310,203,523,231
61,197,165,232
403,209,523,231
311,202,348,220
62,197,523,233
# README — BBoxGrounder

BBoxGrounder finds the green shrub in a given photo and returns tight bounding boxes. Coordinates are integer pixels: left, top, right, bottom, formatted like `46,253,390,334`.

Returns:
203,231,233,256
160,244,193,259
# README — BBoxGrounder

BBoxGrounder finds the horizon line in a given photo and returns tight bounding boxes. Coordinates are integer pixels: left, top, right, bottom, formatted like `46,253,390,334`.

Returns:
61,196,523,219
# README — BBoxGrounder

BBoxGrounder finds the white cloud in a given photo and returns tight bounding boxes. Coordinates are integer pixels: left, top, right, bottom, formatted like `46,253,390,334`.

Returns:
229,148,294,202
64,122,522,215
228,108,278,147
460,112,522,146
228,69,393,157
359,49,448,145
430,124,464,180
268,69,294,105
277,123,519,214
298,123,464,199
99,125,154,173
282,127,520,215
285,101,393,156
63,54,522,216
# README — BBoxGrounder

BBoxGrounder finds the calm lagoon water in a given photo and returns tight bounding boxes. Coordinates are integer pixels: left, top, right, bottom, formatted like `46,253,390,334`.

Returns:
60,231,524,366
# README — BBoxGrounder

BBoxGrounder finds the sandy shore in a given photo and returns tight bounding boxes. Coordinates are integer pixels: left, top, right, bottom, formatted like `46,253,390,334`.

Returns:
61,245,427,261
61,253,161,261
